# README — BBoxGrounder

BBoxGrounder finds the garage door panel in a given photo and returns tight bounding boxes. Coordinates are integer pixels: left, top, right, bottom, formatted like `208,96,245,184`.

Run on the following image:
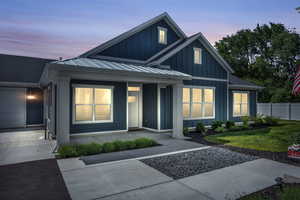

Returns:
0,88,26,129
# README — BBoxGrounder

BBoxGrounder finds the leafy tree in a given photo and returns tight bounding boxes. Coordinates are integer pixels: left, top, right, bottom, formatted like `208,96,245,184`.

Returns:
215,23,300,102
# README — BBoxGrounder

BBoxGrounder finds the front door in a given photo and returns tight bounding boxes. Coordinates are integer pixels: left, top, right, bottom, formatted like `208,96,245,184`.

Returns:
128,88,140,128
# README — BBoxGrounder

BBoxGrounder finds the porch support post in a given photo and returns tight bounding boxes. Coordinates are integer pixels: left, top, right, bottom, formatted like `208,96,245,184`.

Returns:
56,76,70,145
172,83,184,138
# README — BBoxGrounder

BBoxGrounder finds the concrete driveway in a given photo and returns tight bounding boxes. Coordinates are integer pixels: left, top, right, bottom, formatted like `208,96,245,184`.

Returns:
58,151,300,200
0,130,55,165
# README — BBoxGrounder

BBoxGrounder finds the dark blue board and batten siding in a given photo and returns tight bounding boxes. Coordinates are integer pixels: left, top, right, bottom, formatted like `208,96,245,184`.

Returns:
98,20,180,61
70,80,127,134
183,79,228,127
162,39,228,79
142,84,157,129
160,86,173,130
229,89,257,121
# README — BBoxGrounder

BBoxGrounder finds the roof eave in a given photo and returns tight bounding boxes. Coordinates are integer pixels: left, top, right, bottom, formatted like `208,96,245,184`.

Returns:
229,84,264,90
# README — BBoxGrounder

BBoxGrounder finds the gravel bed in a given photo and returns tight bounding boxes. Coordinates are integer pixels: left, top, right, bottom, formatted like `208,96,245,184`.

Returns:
141,147,258,179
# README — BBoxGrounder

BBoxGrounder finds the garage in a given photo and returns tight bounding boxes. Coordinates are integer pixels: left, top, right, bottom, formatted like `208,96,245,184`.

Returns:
0,54,53,130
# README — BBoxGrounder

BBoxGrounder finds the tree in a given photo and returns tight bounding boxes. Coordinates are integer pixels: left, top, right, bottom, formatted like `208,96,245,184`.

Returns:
215,23,300,102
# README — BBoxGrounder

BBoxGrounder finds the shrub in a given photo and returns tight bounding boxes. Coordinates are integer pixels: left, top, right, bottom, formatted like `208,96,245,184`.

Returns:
229,125,243,131
58,145,78,158
124,140,136,149
135,138,156,148
264,116,279,126
241,116,250,126
293,132,300,144
183,127,189,136
113,140,127,151
215,127,226,133
225,121,235,129
196,122,206,133
102,142,116,153
212,121,223,130
75,143,102,155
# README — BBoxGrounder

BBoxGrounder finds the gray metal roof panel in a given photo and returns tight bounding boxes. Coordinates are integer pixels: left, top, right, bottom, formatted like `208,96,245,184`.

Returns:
54,58,191,79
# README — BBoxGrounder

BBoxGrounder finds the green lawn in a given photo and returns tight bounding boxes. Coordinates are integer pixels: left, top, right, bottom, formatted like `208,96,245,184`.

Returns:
205,120,300,152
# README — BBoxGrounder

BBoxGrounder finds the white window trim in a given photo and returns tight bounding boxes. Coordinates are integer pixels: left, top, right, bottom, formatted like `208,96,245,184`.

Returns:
232,91,250,117
72,84,114,124
158,26,167,45
183,86,215,120
193,47,202,64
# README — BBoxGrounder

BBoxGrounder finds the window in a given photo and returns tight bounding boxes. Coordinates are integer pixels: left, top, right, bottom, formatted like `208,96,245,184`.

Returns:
73,85,113,123
194,48,202,64
182,87,215,119
158,27,167,44
233,92,249,117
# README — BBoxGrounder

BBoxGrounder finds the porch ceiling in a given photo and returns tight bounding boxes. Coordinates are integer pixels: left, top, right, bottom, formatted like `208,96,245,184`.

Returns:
52,58,191,80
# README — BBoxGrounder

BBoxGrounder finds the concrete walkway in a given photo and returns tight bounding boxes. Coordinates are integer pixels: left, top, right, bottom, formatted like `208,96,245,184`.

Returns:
57,148,300,200
0,130,55,165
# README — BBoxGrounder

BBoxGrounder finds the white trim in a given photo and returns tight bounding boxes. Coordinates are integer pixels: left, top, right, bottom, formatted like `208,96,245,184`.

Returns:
91,55,146,64
158,26,168,44
183,86,216,120
70,129,128,137
127,83,143,128
232,91,250,117
157,84,161,131
192,76,227,82
142,126,159,132
72,84,114,124
80,12,186,57
193,47,202,64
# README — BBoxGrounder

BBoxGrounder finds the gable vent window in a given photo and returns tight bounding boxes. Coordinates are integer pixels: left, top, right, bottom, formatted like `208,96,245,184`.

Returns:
158,27,167,44
194,47,202,64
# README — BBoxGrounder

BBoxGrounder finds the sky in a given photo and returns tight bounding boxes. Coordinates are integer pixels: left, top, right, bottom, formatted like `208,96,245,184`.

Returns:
0,0,299,59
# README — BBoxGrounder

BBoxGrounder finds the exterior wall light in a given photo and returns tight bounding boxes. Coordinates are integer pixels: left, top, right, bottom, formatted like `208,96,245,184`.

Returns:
27,95,36,100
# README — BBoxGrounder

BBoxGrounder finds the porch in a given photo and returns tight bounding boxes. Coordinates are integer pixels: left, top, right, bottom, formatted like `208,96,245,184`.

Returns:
41,58,192,145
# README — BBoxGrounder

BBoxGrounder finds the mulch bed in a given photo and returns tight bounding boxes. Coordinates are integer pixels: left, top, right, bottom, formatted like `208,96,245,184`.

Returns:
0,159,71,200
238,183,300,200
186,134,300,167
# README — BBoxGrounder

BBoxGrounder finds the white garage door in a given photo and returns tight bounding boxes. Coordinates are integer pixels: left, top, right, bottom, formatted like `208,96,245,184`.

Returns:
0,87,26,129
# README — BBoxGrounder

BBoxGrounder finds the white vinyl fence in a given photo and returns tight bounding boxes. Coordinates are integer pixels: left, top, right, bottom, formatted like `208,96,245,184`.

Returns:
257,103,300,120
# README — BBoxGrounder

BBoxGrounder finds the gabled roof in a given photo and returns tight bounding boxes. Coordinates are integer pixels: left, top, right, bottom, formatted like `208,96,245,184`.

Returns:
148,32,234,73
229,74,264,90
80,12,186,58
52,58,191,80
0,54,54,84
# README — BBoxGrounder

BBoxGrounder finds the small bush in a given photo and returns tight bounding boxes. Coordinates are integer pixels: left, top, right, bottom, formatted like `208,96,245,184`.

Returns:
102,142,116,153
264,116,279,126
241,116,250,126
196,122,206,133
113,140,127,151
212,121,223,130
225,121,235,129
124,140,136,149
229,125,243,131
135,138,156,148
215,127,226,133
75,143,102,155
293,132,300,144
58,145,78,158
183,127,189,136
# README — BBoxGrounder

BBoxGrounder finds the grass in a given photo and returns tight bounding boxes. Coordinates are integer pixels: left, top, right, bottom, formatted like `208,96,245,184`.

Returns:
240,184,300,200
58,137,158,158
205,120,300,152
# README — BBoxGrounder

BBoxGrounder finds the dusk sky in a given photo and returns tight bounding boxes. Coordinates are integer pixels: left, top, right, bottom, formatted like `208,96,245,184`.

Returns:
0,0,299,59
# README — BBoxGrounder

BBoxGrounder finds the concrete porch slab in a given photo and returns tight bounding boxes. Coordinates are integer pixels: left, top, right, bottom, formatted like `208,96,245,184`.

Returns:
178,158,300,200
61,160,173,200
100,181,212,200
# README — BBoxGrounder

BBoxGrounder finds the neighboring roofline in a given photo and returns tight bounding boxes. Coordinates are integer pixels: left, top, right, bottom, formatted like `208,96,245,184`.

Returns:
0,53,54,61
0,81,40,88
149,33,235,73
229,84,264,90
79,12,187,58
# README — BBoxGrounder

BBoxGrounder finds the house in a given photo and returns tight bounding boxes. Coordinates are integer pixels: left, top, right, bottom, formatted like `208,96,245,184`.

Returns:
0,54,53,130
38,12,262,145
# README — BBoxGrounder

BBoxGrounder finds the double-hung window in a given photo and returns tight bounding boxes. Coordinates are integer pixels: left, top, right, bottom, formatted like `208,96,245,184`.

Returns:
183,87,215,119
233,92,249,117
73,85,113,123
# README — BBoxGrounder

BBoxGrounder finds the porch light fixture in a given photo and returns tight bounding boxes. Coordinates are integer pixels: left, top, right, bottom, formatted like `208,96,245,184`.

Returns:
27,95,36,100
